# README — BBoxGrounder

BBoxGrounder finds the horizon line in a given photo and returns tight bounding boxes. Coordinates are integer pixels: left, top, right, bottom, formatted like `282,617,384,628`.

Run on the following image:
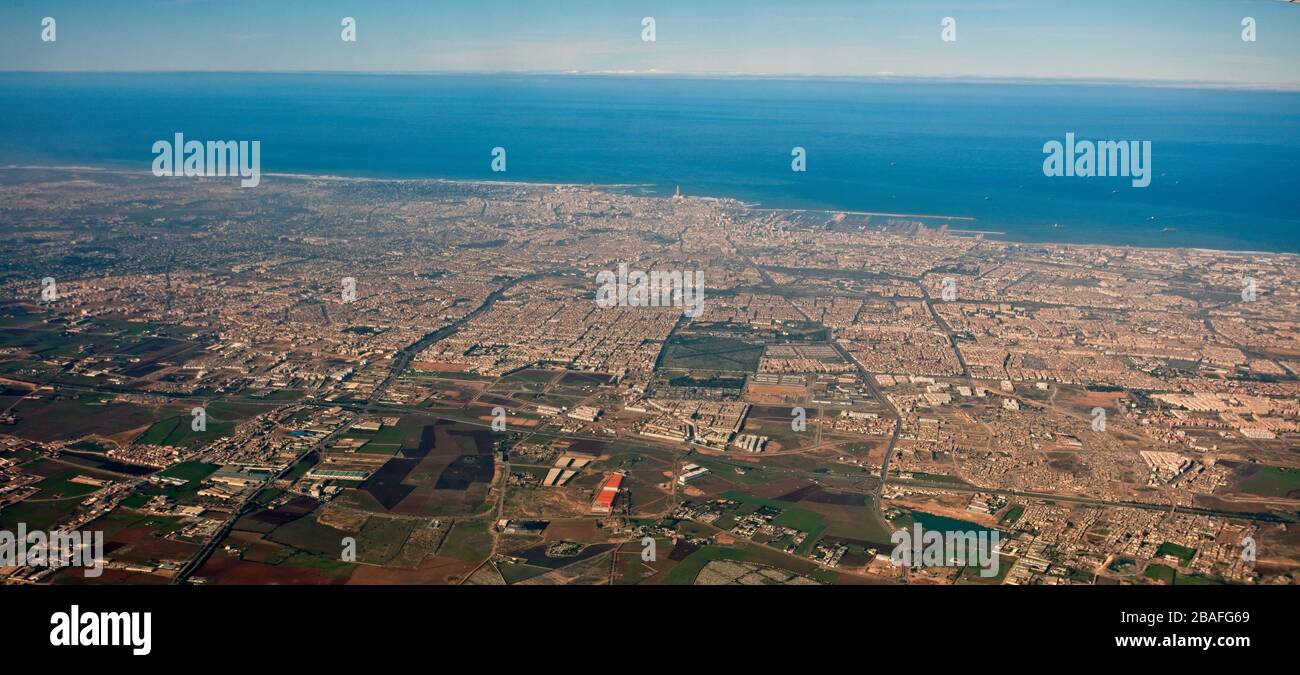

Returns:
2,70,1298,93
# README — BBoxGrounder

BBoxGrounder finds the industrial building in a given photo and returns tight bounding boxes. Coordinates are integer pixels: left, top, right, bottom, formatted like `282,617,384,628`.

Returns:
591,473,624,514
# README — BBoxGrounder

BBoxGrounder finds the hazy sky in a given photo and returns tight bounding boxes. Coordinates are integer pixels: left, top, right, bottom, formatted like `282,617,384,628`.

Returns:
1,0,1297,87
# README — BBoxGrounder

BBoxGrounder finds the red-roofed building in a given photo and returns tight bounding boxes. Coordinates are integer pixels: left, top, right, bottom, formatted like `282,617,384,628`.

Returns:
591,473,624,514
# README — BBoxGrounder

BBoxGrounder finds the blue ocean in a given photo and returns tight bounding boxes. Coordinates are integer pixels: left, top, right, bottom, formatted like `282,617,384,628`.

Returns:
0,72,1296,252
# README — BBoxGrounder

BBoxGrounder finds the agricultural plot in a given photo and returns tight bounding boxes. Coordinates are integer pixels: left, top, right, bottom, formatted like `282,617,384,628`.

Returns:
134,401,270,449
0,395,167,443
337,418,497,517
438,520,492,563
1232,465,1300,499
83,510,197,569
658,543,834,585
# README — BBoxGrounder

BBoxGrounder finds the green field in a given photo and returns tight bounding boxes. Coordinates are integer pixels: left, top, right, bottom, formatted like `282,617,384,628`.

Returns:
343,423,408,446
1,395,168,443
31,470,104,499
662,546,743,584
439,521,492,562
135,401,267,450
720,490,828,554
267,511,353,555
1000,505,1025,525
1144,563,1177,583
660,544,833,585
688,459,775,485
355,516,419,564
159,460,222,482
0,327,96,357
1156,542,1197,564
496,369,558,385
0,498,83,531
67,440,111,453
143,461,221,501
659,335,764,373
100,510,187,538
356,443,401,456
279,550,358,575
1236,465,1300,498
283,456,319,481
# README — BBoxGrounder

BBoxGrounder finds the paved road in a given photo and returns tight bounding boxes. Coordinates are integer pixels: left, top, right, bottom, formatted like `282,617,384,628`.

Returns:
829,339,902,536
891,478,1294,524
172,416,355,583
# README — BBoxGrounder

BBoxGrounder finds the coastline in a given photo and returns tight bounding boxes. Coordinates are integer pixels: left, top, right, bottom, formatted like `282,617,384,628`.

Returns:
2,163,1296,260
